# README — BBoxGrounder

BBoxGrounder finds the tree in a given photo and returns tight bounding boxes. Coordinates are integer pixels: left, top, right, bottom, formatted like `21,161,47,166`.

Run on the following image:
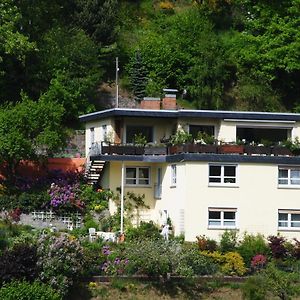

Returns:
0,96,66,184
128,51,148,100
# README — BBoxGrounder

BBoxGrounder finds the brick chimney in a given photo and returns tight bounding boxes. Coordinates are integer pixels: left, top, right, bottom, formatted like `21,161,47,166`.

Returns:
140,97,161,110
162,88,178,110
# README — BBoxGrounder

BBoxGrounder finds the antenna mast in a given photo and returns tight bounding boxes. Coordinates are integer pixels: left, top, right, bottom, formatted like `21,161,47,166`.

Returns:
116,57,119,108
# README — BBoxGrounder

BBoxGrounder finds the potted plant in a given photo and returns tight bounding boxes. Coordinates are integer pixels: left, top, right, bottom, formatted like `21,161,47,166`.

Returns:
271,141,292,156
190,132,218,153
244,140,272,155
281,138,300,156
133,133,146,155
168,130,193,154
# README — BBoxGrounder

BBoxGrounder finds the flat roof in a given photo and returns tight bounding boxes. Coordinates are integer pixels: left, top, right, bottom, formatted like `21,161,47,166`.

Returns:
79,108,300,123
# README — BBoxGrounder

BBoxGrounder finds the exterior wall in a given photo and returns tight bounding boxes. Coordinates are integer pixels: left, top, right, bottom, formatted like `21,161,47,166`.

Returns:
217,120,236,142
181,162,300,241
292,121,300,139
85,118,114,155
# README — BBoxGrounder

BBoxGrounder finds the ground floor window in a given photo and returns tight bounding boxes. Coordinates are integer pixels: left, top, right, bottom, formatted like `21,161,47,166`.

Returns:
171,164,177,186
125,167,150,186
278,167,300,187
209,164,237,186
208,208,237,229
278,210,300,229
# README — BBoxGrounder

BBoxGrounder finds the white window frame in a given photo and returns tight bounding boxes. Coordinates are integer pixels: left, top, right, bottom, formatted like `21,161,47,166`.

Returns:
125,167,151,186
208,164,238,187
170,164,177,187
278,210,300,230
208,208,237,229
278,167,300,188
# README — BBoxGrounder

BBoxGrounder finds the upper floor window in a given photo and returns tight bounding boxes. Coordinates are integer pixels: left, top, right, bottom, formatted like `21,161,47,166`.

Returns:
278,210,300,230
209,164,237,186
90,127,95,145
125,167,150,186
208,208,237,229
171,164,177,186
126,126,153,143
189,125,214,139
278,167,300,187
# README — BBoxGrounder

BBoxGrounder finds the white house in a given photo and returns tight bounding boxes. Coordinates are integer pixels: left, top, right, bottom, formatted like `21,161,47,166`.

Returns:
80,92,300,241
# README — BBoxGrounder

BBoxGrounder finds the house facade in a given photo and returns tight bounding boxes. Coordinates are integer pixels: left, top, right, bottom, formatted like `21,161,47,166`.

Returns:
80,93,300,241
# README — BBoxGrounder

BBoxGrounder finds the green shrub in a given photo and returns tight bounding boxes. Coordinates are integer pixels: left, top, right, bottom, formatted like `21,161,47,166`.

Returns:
37,233,85,296
237,233,270,267
0,280,62,300
242,263,300,300
219,230,238,253
125,221,161,241
196,235,217,252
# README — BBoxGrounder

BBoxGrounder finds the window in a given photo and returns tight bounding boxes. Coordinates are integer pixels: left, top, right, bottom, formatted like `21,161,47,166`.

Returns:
278,167,300,187
278,210,300,230
208,208,237,229
171,164,177,186
209,164,237,185
126,126,153,143
189,125,214,139
90,127,95,145
125,167,150,185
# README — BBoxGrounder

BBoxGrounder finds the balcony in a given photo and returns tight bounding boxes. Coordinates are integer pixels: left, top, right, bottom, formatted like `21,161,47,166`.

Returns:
88,142,300,158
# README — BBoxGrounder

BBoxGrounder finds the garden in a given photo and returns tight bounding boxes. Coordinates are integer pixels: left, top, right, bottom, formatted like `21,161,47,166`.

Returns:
1,171,300,299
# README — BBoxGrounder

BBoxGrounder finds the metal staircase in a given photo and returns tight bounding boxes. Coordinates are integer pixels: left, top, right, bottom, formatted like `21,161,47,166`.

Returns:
85,159,106,185
85,143,105,185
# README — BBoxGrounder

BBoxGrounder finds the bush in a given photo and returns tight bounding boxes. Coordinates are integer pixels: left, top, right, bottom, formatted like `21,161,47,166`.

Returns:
242,263,300,300
0,280,62,300
37,233,85,296
201,251,246,276
0,243,38,284
196,235,217,252
268,236,287,259
219,230,238,253
125,221,161,241
237,233,270,267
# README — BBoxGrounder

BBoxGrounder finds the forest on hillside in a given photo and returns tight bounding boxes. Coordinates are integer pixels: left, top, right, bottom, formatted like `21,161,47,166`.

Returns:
0,0,300,127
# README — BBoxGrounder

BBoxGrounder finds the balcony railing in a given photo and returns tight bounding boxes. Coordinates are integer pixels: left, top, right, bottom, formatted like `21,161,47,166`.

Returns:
88,142,297,157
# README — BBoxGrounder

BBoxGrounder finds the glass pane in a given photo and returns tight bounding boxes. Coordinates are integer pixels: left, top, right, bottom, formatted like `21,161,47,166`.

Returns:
209,211,221,219
126,168,136,179
291,170,300,179
278,221,288,227
291,214,300,221
126,126,153,143
278,179,288,185
210,166,221,176
224,220,235,227
291,222,300,228
189,125,214,138
139,168,149,179
291,179,300,185
224,166,236,177
278,169,288,178
279,213,288,221
209,220,221,226
224,212,235,220
139,179,149,185
224,178,236,184
209,177,221,183
126,179,136,185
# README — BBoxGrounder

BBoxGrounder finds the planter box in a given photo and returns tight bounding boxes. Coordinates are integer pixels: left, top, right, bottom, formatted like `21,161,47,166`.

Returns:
271,146,292,156
168,145,184,154
218,145,244,154
145,146,167,155
101,145,110,154
134,146,145,155
244,145,271,155
183,144,217,153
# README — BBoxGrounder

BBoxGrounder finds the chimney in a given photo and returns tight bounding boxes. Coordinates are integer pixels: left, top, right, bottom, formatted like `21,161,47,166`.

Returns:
140,97,161,110
162,88,178,110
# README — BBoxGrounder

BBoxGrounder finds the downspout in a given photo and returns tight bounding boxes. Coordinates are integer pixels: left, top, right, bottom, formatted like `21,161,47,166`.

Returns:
120,161,125,234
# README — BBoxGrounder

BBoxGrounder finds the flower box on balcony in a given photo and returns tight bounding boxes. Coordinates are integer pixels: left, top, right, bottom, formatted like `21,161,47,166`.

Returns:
144,146,167,155
244,145,271,155
135,146,145,155
271,146,292,156
184,144,217,153
168,145,184,154
218,144,244,154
